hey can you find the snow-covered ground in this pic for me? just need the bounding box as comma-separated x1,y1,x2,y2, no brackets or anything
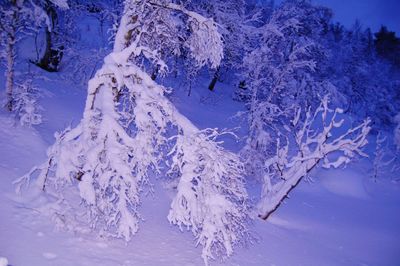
1,68,400,266
1,11,400,265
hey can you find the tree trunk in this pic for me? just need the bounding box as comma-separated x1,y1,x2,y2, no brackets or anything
4,5,17,111
208,67,220,91
259,157,322,220
36,2,63,72
37,28,54,70
151,65,160,80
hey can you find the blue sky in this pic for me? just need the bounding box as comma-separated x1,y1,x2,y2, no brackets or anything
274,0,400,34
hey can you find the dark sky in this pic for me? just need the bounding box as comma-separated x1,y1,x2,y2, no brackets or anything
274,0,400,34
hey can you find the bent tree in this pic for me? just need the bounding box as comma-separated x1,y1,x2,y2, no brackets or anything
258,97,371,219
16,0,249,264
239,1,371,219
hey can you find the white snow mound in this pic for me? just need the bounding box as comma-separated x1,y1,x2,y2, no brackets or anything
0,257,8,266
320,168,369,199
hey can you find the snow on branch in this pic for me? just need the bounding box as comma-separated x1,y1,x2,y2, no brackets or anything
115,0,223,70
258,96,371,220
167,128,248,264
49,0,69,10
16,1,246,264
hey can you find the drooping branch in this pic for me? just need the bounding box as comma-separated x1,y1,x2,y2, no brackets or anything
16,1,247,265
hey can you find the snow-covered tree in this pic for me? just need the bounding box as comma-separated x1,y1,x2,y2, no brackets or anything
0,0,24,111
237,1,371,219
13,78,43,126
323,22,400,128
240,0,334,178
17,1,248,264
258,97,371,219
395,114,400,150
371,131,400,182
57,0,119,85
0,0,68,110
392,114,400,176
185,0,247,91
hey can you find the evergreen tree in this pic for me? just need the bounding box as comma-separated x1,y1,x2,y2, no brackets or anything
374,26,400,66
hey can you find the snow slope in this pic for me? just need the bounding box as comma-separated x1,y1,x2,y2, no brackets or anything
1,13,400,266
1,70,400,266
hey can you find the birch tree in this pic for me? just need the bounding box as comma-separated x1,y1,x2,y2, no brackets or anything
241,0,329,177
17,1,248,264
0,0,23,111
258,97,371,219
239,1,371,218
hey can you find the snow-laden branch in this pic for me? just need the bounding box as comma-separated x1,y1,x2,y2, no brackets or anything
241,1,340,181
258,97,371,220
168,129,248,264
114,0,223,70
16,1,247,264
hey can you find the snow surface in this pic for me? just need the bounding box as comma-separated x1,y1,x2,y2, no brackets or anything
1,12,400,266
1,73,400,265
0,257,8,266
